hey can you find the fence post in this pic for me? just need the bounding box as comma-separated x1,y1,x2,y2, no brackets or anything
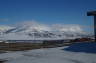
87,11,96,42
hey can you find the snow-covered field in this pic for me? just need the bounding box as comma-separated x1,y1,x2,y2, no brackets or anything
0,46,96,63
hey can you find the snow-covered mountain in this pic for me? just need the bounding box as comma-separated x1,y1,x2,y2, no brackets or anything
0,22,90,40
0,25,14,35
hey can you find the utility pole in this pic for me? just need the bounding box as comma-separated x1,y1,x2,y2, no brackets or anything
87,11,96,42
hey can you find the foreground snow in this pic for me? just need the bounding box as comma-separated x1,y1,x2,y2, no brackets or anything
0,47,96,63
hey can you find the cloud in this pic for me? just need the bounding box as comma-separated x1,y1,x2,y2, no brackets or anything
13,21,84,33
0,18,8,22
16,21,52,31
51,24,84,33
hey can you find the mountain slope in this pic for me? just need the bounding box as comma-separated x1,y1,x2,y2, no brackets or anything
0,22,90,40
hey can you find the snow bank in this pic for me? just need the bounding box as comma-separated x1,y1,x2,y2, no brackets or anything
0,47,96,63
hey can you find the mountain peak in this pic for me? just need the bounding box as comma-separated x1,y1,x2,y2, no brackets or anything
0,21,90,40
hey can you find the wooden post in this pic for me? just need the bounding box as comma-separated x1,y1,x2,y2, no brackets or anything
87,11,96,42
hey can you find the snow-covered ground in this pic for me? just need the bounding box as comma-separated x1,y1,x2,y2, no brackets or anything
0,46,96,63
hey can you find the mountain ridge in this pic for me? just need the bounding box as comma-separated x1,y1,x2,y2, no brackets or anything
0,22,91,40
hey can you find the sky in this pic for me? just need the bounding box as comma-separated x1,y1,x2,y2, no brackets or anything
0,0,96,33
